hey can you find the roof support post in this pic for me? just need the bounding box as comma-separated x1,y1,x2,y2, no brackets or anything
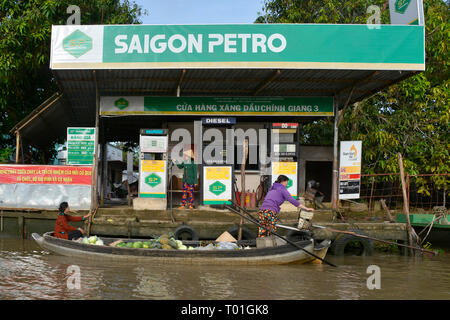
90,70,100,214
331,97,339,212
176,69,186,97
253,70,280,96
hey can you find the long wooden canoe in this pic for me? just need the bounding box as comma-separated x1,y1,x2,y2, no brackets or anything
32,232,331,265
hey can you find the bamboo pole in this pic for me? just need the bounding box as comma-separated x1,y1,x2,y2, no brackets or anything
15,131,20,164
238,139,248,241
398,153,414,256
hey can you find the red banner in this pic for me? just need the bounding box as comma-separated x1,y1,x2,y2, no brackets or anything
0,165,92,185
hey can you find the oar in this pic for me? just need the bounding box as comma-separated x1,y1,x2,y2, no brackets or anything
277,223,437,257
224,204,338,267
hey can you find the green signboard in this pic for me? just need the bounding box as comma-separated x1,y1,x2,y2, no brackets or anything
100,96,334,117
67,128,95,165
50,24,425,71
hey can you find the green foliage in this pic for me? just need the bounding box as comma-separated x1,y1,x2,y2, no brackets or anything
0,0,145,163
258,0,449,191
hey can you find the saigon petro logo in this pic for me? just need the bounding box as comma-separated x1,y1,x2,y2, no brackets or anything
63,30,92,58
395,0,412,14
114,98,129,110
145,173,161,188
209,181,226,196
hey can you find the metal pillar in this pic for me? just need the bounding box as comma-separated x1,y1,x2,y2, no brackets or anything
331,97,339,211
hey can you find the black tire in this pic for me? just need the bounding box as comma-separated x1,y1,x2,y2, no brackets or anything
330,229,374,256
174,225,199,241
286,229,313,242
227,225,256,240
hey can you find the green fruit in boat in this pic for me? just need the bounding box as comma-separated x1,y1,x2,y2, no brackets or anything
126,242,134,248
143,244,149,248
188,246,194,250
155,243,162,249
162,244,172,250
88,236,97,244
176,240,183,248
133,241,143,248
179,245,187,250
169,239,178,249
82,237,89,244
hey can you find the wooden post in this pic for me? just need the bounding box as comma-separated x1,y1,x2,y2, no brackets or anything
88,70,101,236
331,97,339,211
398,153,414,256
368,176,375,216
380,199,395,223
100,142,107,206
15,131,20,164
238,139,248,241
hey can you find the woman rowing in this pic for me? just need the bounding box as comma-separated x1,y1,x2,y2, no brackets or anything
258,175,314,238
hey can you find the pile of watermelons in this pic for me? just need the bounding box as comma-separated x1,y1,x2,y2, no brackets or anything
115,233,192,250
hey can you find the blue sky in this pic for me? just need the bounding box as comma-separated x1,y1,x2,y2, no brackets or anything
133,0,265,24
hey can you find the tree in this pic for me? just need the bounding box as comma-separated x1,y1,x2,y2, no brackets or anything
257,0,449,190
0,0,145,163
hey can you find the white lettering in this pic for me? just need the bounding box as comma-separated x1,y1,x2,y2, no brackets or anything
168,34,186,53
114,35,128,53
150,34,167,53
268,33,286,53
208,34,224,53
224,34,237,53
128,34,142,53
188,34,202,53
238,34,251,53
252,34,267,53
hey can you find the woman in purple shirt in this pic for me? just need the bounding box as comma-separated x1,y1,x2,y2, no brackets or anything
258,175,314,238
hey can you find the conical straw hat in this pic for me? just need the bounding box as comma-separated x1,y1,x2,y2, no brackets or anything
215,231,237,243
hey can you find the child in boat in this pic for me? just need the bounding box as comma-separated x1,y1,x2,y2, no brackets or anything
54,202,91,240
258,175,313,238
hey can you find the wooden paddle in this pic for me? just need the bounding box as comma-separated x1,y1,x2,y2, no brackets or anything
225,204,338,267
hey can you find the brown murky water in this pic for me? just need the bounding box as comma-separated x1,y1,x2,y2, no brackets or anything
0,238,449,300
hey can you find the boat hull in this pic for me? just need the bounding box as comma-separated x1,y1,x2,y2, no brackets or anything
32,232,331,265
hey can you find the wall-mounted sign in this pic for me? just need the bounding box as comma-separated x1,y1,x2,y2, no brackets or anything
271,162,298,198
339,141,362,199
0,165,92,210
67,127,95,165
203,166,232,205
100,96,334,117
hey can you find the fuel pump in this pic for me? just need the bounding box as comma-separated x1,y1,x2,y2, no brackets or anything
270,123,299,198
135,129,168,210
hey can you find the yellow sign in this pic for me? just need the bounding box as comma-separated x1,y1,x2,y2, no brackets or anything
206,167,230,180
272,162,297,175
142,160,165,172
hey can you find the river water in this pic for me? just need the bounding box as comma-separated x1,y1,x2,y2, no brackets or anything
0,238,449,300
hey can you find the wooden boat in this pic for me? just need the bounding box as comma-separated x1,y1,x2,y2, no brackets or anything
32,232,331,265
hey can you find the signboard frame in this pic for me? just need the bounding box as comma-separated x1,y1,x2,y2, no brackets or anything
339,141,362,200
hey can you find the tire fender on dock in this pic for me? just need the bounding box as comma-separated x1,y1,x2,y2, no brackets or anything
330,229,374,256
174,225,199,241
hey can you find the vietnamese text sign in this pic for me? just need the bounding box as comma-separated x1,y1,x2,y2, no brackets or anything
139,160,167,198
51,24,425,71
271,162,298,198
67,127,95,165
0,165,92,210
139,135,168,153
203,166,232,205
339,141,362,199
101,96,334,117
